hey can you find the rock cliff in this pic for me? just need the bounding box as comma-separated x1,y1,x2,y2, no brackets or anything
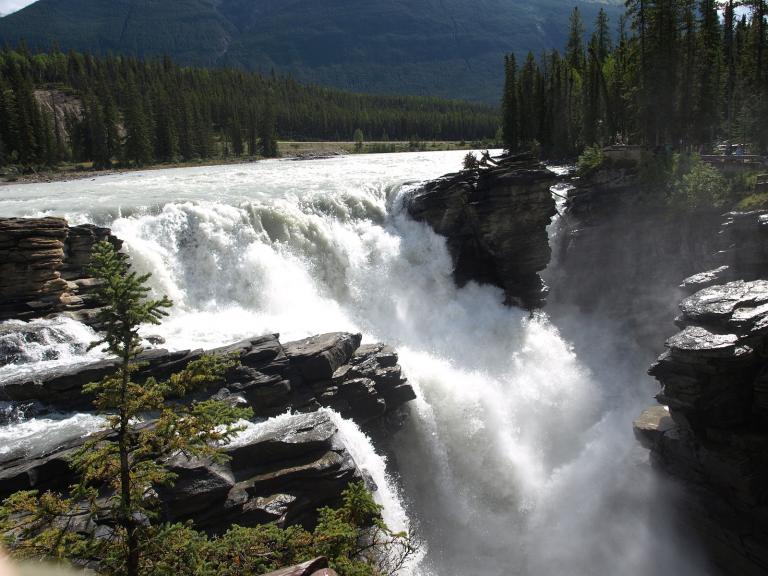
634,210,768,576
0,217,122,323
405,153,557,309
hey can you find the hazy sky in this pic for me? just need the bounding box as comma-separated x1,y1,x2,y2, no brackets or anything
0,0,35,16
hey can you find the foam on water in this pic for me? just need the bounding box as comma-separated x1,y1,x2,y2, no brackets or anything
0,316,105,380
0,412,104,460
0,151,706,575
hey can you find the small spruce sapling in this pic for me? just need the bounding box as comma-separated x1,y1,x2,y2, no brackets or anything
0,242,251,576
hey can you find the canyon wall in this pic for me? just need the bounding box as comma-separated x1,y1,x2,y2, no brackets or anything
634,210,768,576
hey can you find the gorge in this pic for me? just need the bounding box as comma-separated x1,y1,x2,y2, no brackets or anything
1,150,763,575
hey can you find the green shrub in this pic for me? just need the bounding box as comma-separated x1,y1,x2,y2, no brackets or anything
577,145,604,176
462,152,479,171
667,156,730,209
136,482,418,576
736,192,768,210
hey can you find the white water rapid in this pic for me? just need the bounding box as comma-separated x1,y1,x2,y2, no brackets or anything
0,151,710,575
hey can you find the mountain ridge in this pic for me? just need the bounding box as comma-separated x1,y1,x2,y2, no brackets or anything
0,0,624,102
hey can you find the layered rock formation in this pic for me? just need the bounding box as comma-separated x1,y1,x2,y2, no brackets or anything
0,410,366,532
0,217,121,323
634,210,768,576
405,153,557,309
0,332,415,425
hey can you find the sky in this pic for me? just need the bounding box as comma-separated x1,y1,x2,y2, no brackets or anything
0,0,35,16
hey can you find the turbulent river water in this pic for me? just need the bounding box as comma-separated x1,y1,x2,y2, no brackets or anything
0,151,711,575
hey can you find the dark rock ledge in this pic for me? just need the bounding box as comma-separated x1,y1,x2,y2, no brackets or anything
0,332,414,532
634,210,768,576
0,410,365,533
404,153,557,309
1,332,416,426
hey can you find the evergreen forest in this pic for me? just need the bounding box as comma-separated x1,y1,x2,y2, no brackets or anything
501,0,768,157
0,49,500,170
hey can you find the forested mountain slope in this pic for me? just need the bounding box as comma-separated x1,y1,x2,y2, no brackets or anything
0,0,623,102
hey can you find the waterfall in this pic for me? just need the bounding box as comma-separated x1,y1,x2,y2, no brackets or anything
0,151,709,575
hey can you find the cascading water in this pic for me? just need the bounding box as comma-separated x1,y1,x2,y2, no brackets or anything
0,151,710,575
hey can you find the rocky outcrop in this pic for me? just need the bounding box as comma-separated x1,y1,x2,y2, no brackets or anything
0,332,415,426
0,411,367,532
405,153,557,309
0,217,121,323
634,210,768,576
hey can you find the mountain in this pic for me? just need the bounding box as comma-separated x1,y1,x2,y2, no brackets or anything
0,0,624,102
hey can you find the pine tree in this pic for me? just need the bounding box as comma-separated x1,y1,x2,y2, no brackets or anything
695,0,722,149
258,98,279,158
566,7,586,71
0,242,250,576
501,54,519,151
519,52,539,147
123,80,153,166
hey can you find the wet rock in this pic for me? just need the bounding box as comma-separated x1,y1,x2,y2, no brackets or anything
0,319,87,367
719,210,768,280
554,165,724,349
679,280,768,325
0,333,415,426
0,412,365,533
405,153,557,309
680,266,733,293
665,326,749,359
284,332,362,381
0,436,82,497
60,224,122,280
633,405,676,449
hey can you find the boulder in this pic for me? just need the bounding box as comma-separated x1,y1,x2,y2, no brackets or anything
632,405,676,449
284,332,362,381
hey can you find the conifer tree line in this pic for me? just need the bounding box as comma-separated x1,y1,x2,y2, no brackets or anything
502,1,768,157
0,48,499,169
